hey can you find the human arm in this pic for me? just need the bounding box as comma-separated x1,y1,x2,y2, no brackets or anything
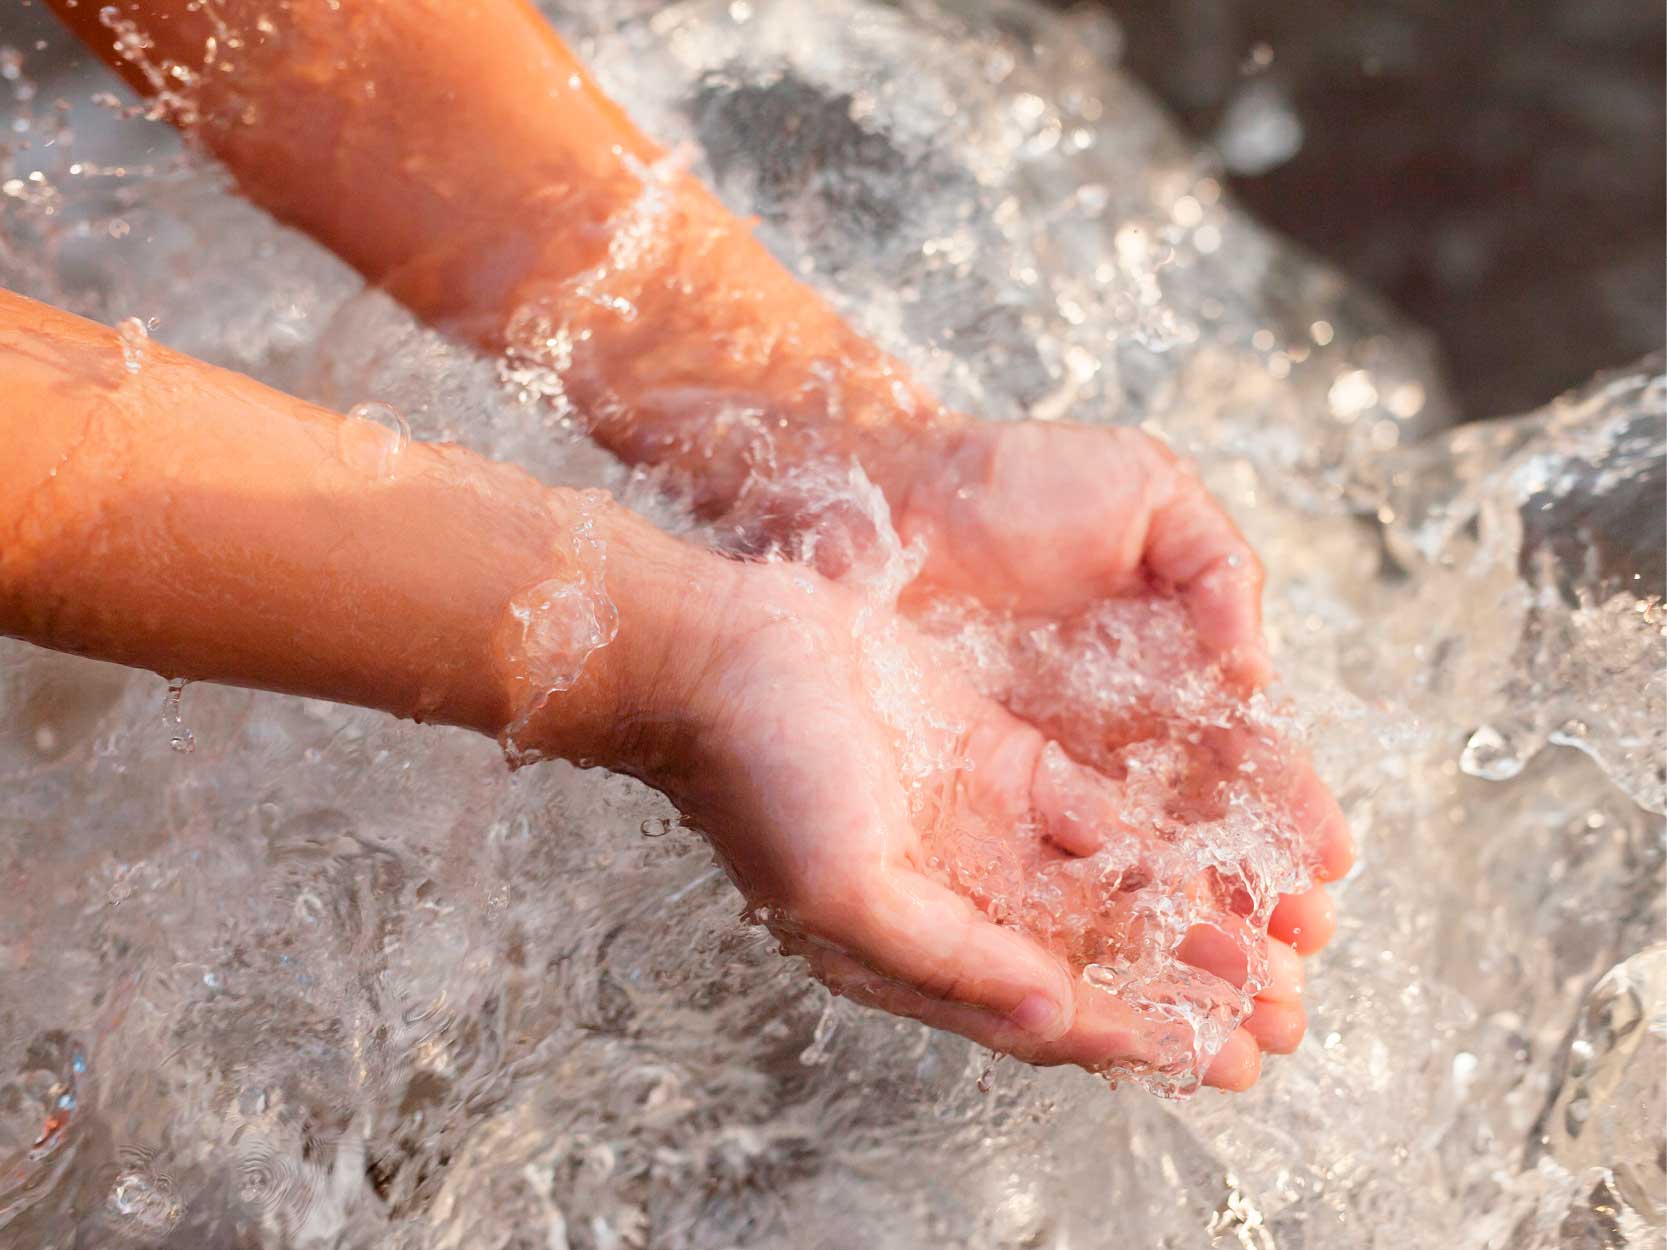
47,0,1274,684
47,0,1349,989
48,0,950,513
4,286,1302,1087
0,284,679,754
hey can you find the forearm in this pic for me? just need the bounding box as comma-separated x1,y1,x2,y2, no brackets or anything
0,288,700,763
53,0,960,513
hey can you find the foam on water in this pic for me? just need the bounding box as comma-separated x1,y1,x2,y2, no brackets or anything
0,0,1662,1246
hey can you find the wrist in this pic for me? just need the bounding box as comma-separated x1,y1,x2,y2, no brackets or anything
501,498,738,779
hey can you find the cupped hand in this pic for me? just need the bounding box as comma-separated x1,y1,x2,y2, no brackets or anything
889,419,1355,949
614,555,1313,1090
897,421,1271,685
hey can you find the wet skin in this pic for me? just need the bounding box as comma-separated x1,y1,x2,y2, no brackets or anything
40,0,1356,1086
4,292,1348,1088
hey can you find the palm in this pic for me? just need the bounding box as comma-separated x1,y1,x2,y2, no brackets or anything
890,420,1353,956
659,560,1301,1089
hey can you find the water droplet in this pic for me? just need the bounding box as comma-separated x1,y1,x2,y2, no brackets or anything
162,678,194,754
347,400,410,449
345,401,411,479
116,316,148,374
1451,1050,1478,1095
1459,724,1524,782
640,817,673,838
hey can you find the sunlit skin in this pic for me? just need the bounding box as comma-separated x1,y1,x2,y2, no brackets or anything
2,292,1295,1088
39,0,1356,1083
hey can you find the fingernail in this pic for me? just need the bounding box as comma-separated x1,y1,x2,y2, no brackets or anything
1008,992,1066,1040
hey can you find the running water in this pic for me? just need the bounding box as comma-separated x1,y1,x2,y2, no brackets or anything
0,1,1661,1246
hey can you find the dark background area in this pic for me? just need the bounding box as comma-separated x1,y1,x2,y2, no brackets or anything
1097,0,1666,418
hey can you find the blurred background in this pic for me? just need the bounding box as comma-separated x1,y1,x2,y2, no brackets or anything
1094,0,1666,418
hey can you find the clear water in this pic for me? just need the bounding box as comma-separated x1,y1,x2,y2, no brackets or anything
1,0,1662,1246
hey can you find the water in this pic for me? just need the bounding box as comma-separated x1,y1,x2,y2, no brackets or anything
161,677,194,755
116,313,149,373
500,490,621,762
0,0,1662,1246
343,401,413,481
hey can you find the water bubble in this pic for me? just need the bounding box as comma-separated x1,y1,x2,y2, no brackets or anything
1214,79,1303,176
1327,368,1380,418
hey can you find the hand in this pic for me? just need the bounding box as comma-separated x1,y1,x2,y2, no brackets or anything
896,421,1269,683
567,552,1314,1090
890,420,1355,951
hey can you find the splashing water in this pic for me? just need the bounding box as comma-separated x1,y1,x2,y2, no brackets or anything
0,1,1661,1248
500,490,622,763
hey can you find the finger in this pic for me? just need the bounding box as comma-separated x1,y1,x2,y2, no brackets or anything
818,948,1266,1092
1176,920,1255,985
1144,471,1270,690
1283,754,1355,882
955,702,1151,864
830,954,1252,1083
1203,1026,1263,1090
1202,724,1354,883
812,870,1077,1041
1028,738,1137,858
1269,886,1337,955
1041,980,1200,1072
1166,913,1280,993
1244,997,1307,1054
1258,937,1306,1002
1176,909,1307,998
1044,969,1258,1087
